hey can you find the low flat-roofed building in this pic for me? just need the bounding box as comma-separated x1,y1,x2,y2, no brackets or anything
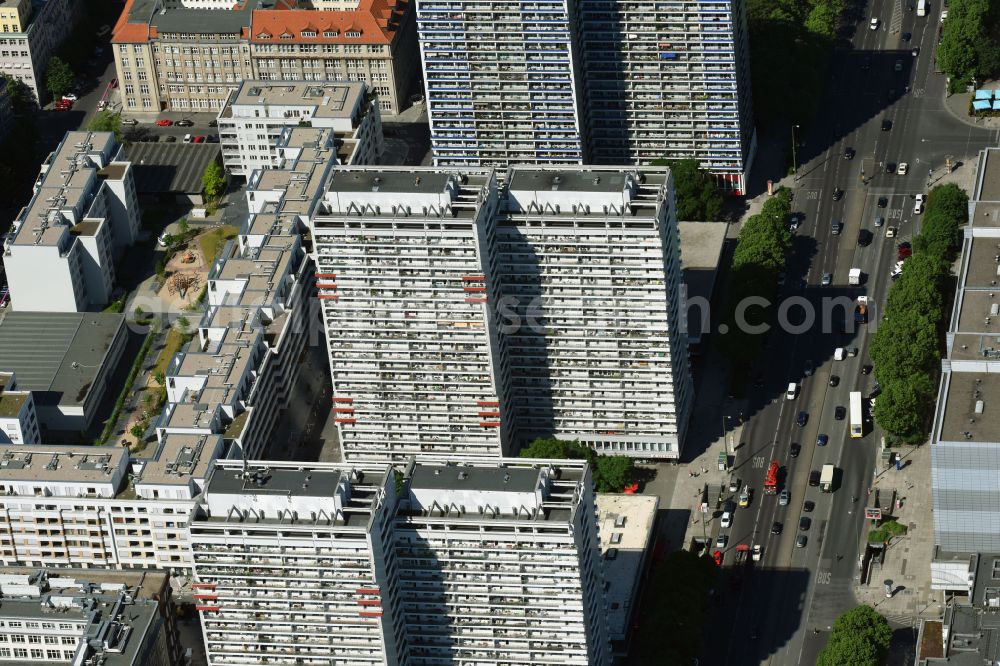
5,131,139,312
933,146,1000,563
120,142,221,205
218,80,384,177
595,493,658,655
0,312,127,433
0,567,182,665
919,552,1000,664
0,372,39,445
678,221,728,351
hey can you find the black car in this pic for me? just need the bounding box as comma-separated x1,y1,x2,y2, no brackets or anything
175,119,194,127
832,187,844,201
835,406,846,420
796,535,808,548
886,162,896,174
877,196,889,208
862,364,873,375
796,411,808,427
829,375,840,387
857,229,871,246
902,31,912,41
809,471,821,487
803,500,815,512
870,383,882,398
844,147,855,160
771,522,783,535
882,119,893,131
790,443,801,458
208,119,218,127
899,241,912,250
816,434,829,447
799,516,811,531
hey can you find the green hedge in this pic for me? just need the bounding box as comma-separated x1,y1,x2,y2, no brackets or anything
96,331,154,446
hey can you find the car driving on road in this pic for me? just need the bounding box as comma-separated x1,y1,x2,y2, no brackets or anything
796,411,808,427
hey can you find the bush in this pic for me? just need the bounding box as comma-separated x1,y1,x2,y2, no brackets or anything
97,332,154,446
519,438,636,493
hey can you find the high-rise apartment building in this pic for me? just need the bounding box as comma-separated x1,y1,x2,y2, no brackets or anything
312,168,508,463
494,166,692,458
5,131,139,312
415,0,756,191
190,458,611,666
580,0,756,192
112,0,418,115
315,165,692,461
415,0,586,166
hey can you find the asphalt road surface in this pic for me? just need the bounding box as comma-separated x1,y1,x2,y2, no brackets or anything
704,4,997,665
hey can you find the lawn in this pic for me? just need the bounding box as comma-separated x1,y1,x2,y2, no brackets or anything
199,224,239,262
153,328,188,378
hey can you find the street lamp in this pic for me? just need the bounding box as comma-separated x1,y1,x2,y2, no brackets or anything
791,125,801,181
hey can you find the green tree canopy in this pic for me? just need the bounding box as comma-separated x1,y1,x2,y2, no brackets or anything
0,75,34,115
87,110,123,143
650,158,725,221
45,56,74,100
202,161,226,201
937,0,1000,91
817,606,891,666
519,438,635,492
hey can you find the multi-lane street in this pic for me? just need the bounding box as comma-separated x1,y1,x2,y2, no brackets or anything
703,3,999,664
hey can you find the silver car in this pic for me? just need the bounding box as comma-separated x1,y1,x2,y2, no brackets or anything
779,490,790,506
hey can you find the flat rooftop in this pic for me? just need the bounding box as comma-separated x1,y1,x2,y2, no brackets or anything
136,433,222,487
957,289,1000,333
0,312,124,408
507,169,633,194
977,148,1000,203
939,372,1000,443
596,493,658,641
961,237,1000,291
0,444,126,484
207,463,349,499
328,168,460,194
231,81,365,120
409,464,540,494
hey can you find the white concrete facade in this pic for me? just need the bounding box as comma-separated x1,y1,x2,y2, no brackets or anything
312,168,508,463
0,373,38,446
217,80,384,177
416,0,586,167
494,167,693,459
4,132,139,313
0,0,77,103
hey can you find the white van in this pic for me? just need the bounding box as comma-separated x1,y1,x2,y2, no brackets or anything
786,382,798,400
834,347,846,361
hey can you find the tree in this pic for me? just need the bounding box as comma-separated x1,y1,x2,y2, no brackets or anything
153,370,166,387
593,456,635,493
0,75,35,115
177,217,189,235
202,161,226,201
129,422,146,440
519,438,634,492
45,56,74,100
176,316,190,335
937,0,1000,92
87,110,123,143
872,373,936,443
817,606,891,666
652,158,725,221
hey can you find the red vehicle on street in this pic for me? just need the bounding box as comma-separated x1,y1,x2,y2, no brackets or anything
155,119,173,126
54,100,73,111
763,460,779,495
193,135,206,143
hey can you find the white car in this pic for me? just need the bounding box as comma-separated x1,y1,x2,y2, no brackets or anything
886,226,897,238
941,10,948,19
897,162,908,175
915,193,925,214
183,134,192,143
715,533,729,549
720,511,732,529
62,93,78,101
869,17,879,30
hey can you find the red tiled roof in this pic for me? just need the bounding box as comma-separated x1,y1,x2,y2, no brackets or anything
250,1,407,46
112,0,151,43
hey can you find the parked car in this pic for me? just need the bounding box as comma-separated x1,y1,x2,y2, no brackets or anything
62,93,78,101
816,434,829,447
898,246,913,261
799,517,811,531
720,511,733,529
716,533,729,549
809,471,821,487
121,118,138,126
914,193,926,214
796,535,808,548
790,443,801,458
193,135,206,143
862,364,873,375
803,500,815,512
156,119,173,126
175,119,194,127
829,375,839,387
869,17,879,29
779,490,790,506
183,134,192,143
729,476,740,492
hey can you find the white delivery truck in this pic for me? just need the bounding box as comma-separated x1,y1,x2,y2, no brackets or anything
820,464,835,492
917,0,927,16
848,268,862,285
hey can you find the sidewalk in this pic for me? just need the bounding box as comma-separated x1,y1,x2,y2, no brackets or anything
943,86,1000,131
853,443,941,626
